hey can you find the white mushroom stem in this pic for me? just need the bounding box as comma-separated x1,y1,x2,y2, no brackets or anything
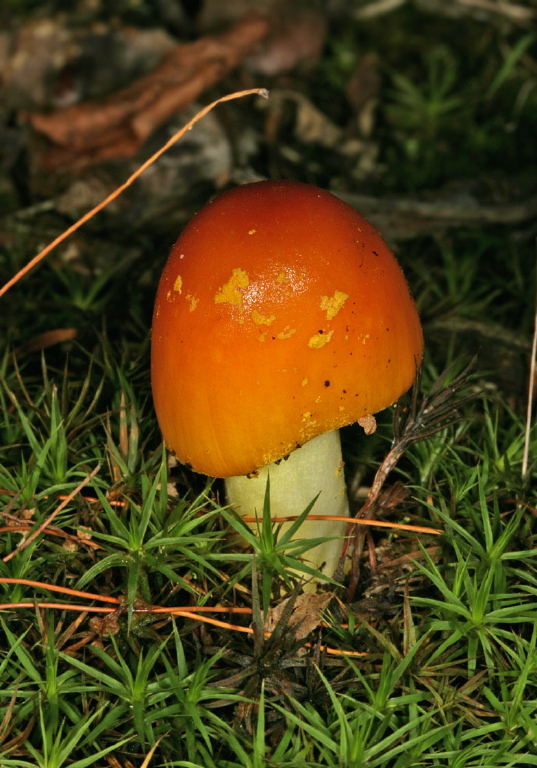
225,430,350,589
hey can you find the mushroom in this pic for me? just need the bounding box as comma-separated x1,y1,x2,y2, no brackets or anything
151,180,423,584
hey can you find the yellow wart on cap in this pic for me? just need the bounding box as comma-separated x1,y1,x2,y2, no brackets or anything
251,310,276,326
186,294,198,312
321,290,348,320
173,275,183,294
308,330,334,349
277,326,296,339
214,268,249,312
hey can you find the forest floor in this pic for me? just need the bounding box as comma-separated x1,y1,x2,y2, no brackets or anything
1,1,537,766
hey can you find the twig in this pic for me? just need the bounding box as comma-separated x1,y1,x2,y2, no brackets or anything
0,596,364,658
355,0,408,18
357,0,535,24
415,0,535,23
2,463,101,562
0,524,103,549
522,248,537,477
343,360,481,600
0,577,119,603
454,0,535,23
337,190,537,226
0,602,112,613
427,317,530,351
0,89,268,299
242,514,441,536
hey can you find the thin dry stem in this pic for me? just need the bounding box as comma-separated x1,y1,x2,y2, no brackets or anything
344,360,480,600
2,463,101,562
355,0,407,18
522,251,537,477
0,577,119,603
454,0,534,23
0,88,268,299
242,514,441,536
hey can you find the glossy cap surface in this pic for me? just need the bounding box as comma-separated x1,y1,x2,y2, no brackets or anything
151,180,423,477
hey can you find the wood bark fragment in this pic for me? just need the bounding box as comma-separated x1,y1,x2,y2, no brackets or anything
336,189,537,243
414,0,535,24
356,0,535,24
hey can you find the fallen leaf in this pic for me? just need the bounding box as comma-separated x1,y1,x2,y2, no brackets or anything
27,13,270,169
246,8,326,75
263,89,365,154
265,591,337,640
345,54,381,112
13,328,77,359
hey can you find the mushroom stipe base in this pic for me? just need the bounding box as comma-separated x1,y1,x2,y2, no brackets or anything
225,429,349,589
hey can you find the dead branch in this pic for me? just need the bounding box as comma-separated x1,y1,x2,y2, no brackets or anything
336,188,537,242
354,0,408,20
414,0,535,24
357,0,536,24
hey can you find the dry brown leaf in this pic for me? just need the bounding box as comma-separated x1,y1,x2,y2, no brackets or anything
13,328,77,359
345,54,381,112
27,13,270,169
263,89,366,155
345,53,381,138
264,592,336,640
105,753,136,768
246,8,326,75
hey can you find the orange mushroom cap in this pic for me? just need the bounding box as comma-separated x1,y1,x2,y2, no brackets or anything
151,180,423,478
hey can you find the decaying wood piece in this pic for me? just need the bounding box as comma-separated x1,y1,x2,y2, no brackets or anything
356,0,535,24
336,189,537,243
338,189,537,225
354,0,407,19
415,0,535,24
27,13,270,169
